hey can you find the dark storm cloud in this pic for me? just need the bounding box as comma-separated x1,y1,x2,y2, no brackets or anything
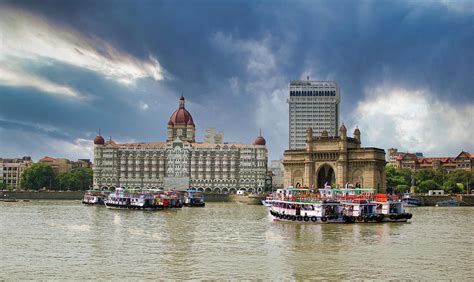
1,0,473,160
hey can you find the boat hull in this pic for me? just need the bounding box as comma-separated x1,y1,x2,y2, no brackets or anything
105,203,163,210
184,203,205,207
269,210,411,224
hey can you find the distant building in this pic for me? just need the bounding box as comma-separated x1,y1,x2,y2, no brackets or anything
288,78,340,149
72,159,92,170
387,148,423,166
93,96,268,193
269,158,284,189
204,128,224,144
0,156,33,190
39,156,72,174
391,150,472,171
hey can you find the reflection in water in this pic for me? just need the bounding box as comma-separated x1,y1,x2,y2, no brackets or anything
0,202,472,280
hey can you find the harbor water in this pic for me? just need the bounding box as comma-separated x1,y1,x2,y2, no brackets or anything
1,201,473,280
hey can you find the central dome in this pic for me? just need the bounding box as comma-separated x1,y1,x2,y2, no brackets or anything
168,95,195,126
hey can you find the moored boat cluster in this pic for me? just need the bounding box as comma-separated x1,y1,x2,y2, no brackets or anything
82,188,205,210
265,186,413,224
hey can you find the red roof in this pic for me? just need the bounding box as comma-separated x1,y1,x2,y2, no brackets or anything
40,156,56,162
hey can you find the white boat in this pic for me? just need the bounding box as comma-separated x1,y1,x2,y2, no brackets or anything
82,190,106,205
402,193,421,207
183,188,205,207
104,188,131,209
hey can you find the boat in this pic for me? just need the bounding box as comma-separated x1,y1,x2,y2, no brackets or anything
267,186,412,224
104,188,131,209
82,190,106,205
183,188,205,207
0,198,19,202
129,191,163,210
435,199,459,207
402,193,421,207
261,195,273,207
156,191,183,208
269,188,345,223
104,188,183,210
373,194,412,222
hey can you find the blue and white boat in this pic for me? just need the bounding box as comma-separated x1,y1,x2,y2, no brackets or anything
183,188,205,207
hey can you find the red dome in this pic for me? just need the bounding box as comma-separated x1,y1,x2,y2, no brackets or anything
94,135,105,145
168,96,195,126
254,136,266,146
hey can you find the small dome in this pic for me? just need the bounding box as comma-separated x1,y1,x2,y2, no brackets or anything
354,127,361,135
254,136,266,146
94,135,105,145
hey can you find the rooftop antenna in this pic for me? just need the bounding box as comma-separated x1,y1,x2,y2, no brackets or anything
259,128,262,136
109,136,112,141
98,128,101,135
307,75,309,81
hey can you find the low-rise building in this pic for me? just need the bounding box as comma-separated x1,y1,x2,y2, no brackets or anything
72,159,92,169
39,156,72,174
392,151,472,171
0,156,33,190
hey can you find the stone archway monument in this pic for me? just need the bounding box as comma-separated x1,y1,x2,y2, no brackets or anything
283,126,387,192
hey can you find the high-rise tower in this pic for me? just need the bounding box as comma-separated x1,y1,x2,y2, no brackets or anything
288,79,340,149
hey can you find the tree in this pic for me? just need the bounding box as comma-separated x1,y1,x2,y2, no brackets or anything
417,179,439,193
55,167,93,191
415,169,435,184
0,182,6,190
395,184,410,194
21,163,56,190
386,166,410,192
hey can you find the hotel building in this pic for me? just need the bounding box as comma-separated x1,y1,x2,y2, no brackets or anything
93,96,268,193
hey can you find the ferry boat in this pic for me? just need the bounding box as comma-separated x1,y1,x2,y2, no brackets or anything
104,188,182,210
129,191,163,210
268,186,412,224
269,188,345,223
261,195,273,207
374,193,412,222
156,191,183,208
183,188,205,207
82,190,106,205
104,188,131,209
402,193,421,207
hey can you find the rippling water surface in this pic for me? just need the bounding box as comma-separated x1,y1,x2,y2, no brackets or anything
1,201,473,280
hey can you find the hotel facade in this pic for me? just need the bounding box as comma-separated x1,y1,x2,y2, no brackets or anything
93,96,268,193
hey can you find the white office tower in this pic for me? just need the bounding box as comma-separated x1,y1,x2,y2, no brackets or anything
204,128,224,144
288,79,340,149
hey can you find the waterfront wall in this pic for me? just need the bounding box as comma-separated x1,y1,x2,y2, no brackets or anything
413,195,474,206
0,191,234,202
1,191,84,200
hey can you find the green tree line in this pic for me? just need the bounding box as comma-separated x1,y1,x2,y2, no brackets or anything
20,163,93,191
386,166,473,194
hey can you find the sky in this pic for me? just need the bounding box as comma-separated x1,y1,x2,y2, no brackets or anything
0,0,473,162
